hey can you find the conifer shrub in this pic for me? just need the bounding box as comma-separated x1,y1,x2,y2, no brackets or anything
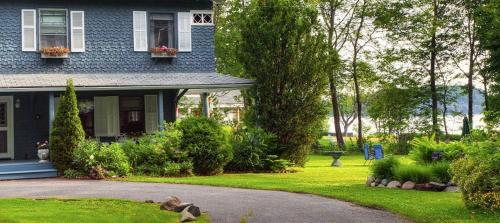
50,79,85,173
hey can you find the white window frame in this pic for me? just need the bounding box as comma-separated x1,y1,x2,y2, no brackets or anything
191,10,214,26
70,11,85,52
133,11,148,52
21,9,37,52
38,8,69,51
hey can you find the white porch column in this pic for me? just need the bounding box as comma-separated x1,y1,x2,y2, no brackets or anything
48,92,55,134
201,92,210,118
158,91,164,130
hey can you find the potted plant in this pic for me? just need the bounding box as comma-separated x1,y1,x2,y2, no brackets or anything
150,45,177,58
37,140,49,163
41,46,70,58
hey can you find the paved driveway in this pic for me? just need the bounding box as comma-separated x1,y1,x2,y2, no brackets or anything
0,179,410,223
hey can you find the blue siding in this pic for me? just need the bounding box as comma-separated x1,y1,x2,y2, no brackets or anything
0,0,215,73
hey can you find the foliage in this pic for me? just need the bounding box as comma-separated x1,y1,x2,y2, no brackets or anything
370,156,399,180
62,168,85,179
238,0,330,166
178,117,232,175
96,143,130,177
429,161,452,184
72,140,129,177
226,127,277,172
409,136,467,164
50,79,85,173
393,164,433,184
262,155,293,173
450,141,500,211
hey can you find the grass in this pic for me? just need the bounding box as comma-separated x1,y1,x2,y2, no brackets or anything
0,198,208,223
118,155,499,223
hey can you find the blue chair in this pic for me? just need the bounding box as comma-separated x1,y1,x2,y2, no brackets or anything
363,144,374,165
374,144,384,160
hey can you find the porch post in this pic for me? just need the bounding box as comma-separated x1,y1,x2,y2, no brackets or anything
158,91,164,130
48,92,55,134
201,92,210,118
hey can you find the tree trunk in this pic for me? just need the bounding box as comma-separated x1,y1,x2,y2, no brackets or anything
326,2,345,149
329,76,345,148
430,0,440,141
352,56,363,150
467,11,475,129
483,80,489,111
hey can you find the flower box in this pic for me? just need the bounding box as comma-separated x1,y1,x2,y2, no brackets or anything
41,46,70,59
150,46,177,58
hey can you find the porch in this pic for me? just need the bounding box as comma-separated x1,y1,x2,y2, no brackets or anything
0,160,57,180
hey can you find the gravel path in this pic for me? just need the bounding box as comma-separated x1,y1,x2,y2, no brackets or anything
0,179,410,223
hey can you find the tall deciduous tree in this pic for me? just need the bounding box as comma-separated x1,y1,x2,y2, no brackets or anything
238,0,331,165
50,80,85,173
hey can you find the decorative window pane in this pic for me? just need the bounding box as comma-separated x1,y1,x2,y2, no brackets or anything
40,9,67,48
150,13,175,48
192,12,213,25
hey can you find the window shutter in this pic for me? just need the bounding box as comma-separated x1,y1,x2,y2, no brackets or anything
133,11,148,51
94,96,120,137
21,9,37,51
70,11,85,52
144,95,158,133
177,12,192,52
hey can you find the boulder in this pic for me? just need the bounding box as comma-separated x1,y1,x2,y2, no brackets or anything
375,178,382,184
160,196,181,211
180,209,196,222
186,205,201,217
415,183,435,191
174,203,194,212
377,184,385,188
444,186,460,193
386,181,401,188
381,179,389,186
366,176,375,187
144,200,154,204
401,181,416,190
429,182,447,192
370,182,377,187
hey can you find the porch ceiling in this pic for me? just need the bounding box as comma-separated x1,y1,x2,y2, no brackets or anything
0,73,253,92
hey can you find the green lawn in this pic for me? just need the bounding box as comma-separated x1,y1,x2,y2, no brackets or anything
118,155,499,223
0,198,208,223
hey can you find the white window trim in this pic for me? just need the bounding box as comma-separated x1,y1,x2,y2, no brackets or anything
191,10,214,26
38,8,69,51
133,11,148,52
70,11,85,52
21,9,37,52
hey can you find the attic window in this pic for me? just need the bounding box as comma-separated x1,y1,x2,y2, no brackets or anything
192,11,213,25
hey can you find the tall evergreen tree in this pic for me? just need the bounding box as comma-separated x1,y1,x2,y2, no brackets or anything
50,79,85,173
238,0,331,165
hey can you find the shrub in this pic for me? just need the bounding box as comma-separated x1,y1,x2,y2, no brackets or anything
72,139,99,173
179,117,232,175
226,127,277,172
429,161,451,183
450,141,500,211
393,165,433,183
50,80,85,173
72,139,129,177
262,155,292,173
63,168,85,179
370,156,400,180
96,143,130,177
409,136,440,164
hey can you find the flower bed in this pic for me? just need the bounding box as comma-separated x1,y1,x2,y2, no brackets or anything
150,46,177,58
41,46,70,58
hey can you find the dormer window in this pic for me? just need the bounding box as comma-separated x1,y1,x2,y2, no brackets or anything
150,13,175,48
39,9,68,49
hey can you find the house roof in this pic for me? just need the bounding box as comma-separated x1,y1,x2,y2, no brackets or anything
0,73,253,92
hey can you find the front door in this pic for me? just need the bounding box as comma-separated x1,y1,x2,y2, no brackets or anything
0,97,13,159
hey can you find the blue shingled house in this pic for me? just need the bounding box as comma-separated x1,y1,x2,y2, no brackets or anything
0,0,252,179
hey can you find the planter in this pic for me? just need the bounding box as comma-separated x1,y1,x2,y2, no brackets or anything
323,150,344,167
37,149,49,163
41,53,69,59
150,52,176,58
